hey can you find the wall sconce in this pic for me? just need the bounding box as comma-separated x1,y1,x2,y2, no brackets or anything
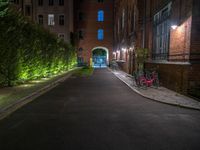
122,48,127,52
171,25,178,30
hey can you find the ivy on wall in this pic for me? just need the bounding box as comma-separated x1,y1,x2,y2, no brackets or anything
0,2,77,86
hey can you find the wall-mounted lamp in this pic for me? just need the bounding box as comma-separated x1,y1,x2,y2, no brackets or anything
171,25,178,30
122,48,127,52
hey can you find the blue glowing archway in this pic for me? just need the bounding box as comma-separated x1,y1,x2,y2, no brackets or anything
92,47,109,68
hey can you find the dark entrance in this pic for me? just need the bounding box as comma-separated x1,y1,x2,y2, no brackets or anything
92,49,107,68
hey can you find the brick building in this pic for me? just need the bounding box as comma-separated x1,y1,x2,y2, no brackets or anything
9,0,74,43
113,0,138,74
114,0,200,98
74,0,113,67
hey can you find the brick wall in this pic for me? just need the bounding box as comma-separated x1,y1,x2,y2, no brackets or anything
190,0,200,61
145,62,190,94
75,0,113,65
114,0,138,74
10,0,74,43
169,16,192,61
188,64,200,98
33,0,73,42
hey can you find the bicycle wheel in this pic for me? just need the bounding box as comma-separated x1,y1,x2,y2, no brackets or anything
139,79,147,89
153,78,159,88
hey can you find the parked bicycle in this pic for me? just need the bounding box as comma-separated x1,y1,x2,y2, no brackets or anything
133,70,159,89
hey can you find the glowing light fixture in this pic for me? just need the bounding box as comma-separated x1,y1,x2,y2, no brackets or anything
122,48,127,52
171,25,178,30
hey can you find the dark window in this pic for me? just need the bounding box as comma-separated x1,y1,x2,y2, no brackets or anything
78,47,83,51
58,34,65,39
38,15,43,24
10,0,19,4
59,15,64,25
79,30,84,39
77,57,84,65
97,0,104,2
49,0,54,6
153,3,171,60
78,12,84,21
38,0,43,6
131,8,136,33
25,5,31,16
59,0,64,5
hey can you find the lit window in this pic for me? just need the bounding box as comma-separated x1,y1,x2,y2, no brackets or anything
98,29,104,40
48,14,55,26
98,10,104,22
38,15,43,24
59,15,64,25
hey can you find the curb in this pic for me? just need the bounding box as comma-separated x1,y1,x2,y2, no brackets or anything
0,68,80,120
108,68,200,111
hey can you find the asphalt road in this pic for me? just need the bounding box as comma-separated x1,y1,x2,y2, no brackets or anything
0,69,200,150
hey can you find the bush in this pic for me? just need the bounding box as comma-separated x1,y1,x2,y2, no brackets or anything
0,2,77,86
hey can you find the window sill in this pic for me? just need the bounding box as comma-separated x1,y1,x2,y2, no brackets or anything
116,60,126,63
146,60,191,65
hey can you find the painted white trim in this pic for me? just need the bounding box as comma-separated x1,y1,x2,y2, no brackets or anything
146,60,191,65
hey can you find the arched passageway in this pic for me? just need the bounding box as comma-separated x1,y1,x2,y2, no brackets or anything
92,47,109,68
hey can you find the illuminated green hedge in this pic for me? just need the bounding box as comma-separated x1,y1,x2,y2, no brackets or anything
0,2,77,86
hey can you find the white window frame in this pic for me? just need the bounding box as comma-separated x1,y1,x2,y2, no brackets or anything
48,14,55,26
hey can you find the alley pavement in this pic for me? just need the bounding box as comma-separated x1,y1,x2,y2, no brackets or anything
0,69,200,150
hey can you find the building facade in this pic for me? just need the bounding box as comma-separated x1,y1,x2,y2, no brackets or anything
114,0,200,98
74,0,113,67
113,0,139,74
9,0,74,43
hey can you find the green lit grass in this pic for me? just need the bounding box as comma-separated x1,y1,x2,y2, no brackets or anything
0,68,79,110
73,67,94,77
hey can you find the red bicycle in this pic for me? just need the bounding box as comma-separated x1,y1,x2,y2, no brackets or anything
134,70,159,89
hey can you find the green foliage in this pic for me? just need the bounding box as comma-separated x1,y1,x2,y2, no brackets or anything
0,4,77,86
135,48,148,71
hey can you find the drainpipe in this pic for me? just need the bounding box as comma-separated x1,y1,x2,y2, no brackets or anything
142,0,146,48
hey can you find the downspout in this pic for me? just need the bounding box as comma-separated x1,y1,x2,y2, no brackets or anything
142,0,146,48
21,0,23,13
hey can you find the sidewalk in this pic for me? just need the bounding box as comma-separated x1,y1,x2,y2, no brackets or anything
109,68,200,110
